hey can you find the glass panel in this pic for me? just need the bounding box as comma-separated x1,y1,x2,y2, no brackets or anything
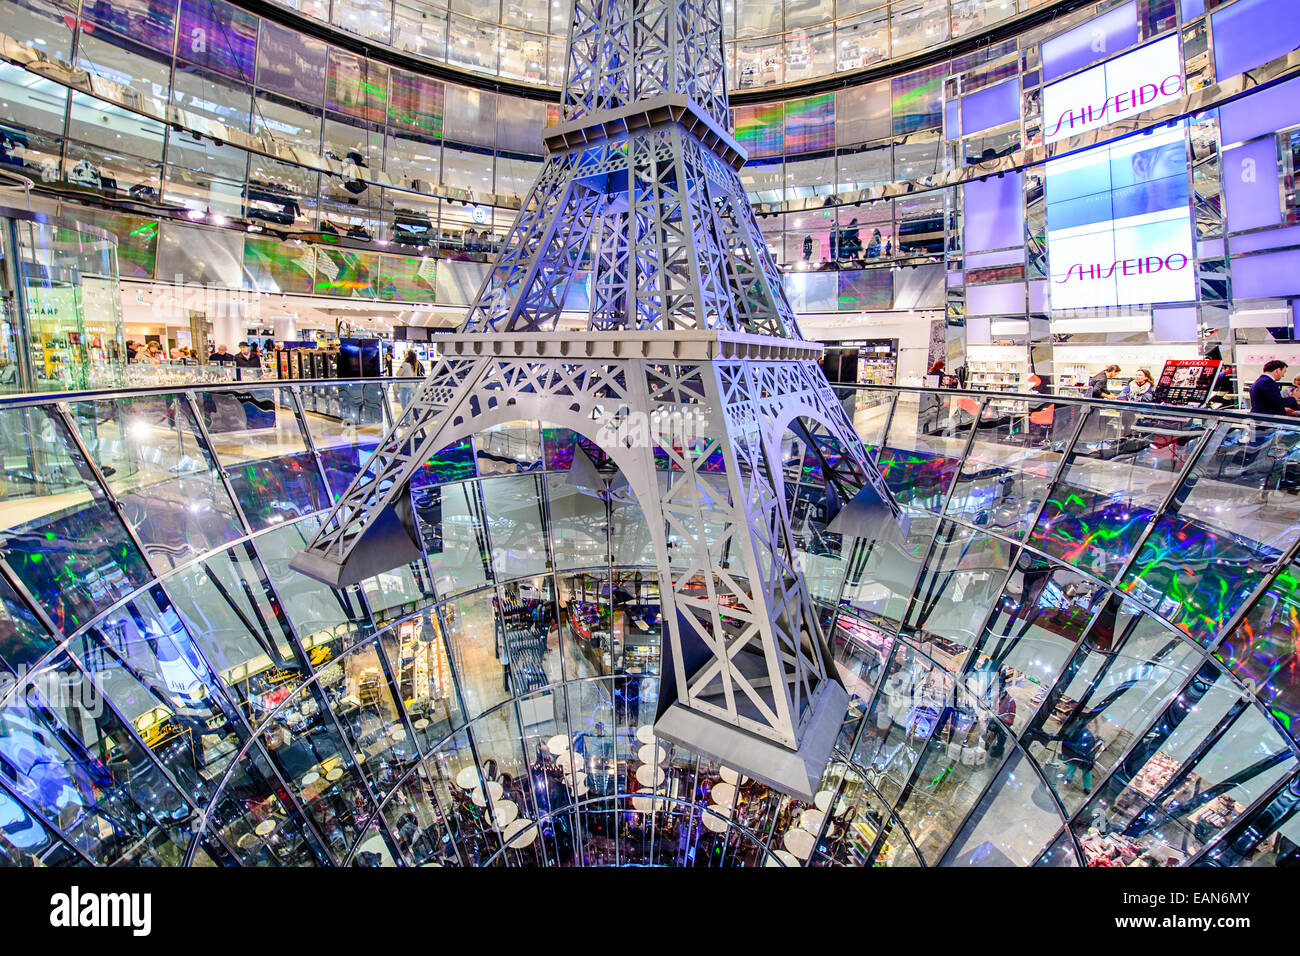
1217,559,1300,741
1072,662,1294,867
68,393,244,570
475,420,542,474
71,586,249,808
943,750,1063,866
0,404,150,635
296,381,388,497
877,392,968,509
896,709,1009,864
0,572,56,670
481,474,549,579
547,473,606,571
944,397,1070,539
1,661,198,865
1119,418,1298,644
1198,774,1300,867
1033,407,1208,584
1035,830,1082,866
1025,608,1202,817
441,590,504,719
0,783,82,866
195,387,328,530
378,614,463,750
414,479,491,597
907,521,1015,659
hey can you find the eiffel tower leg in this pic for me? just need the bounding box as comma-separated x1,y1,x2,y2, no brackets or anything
645,359,848,800
290,355,487,587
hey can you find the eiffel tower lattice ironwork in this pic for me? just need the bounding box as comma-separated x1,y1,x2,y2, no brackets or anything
291,0,904,798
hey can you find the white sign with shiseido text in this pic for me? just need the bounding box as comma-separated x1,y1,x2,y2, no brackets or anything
1042,34,1184,144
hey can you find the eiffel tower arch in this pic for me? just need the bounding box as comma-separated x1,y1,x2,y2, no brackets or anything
291,0,904,799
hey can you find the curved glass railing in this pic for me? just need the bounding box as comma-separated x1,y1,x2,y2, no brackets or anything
0,379,1296,866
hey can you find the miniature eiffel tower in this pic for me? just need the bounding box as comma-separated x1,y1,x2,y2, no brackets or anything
292,0,903,798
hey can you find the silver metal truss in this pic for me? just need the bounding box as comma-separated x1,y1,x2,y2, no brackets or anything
293,0,903,799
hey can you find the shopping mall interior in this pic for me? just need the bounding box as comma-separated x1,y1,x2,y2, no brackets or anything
0,0,1296,872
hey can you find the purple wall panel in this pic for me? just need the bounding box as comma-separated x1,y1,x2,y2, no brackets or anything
1042,1,1138,82
1219,77,1300,145
1223,138,1283,233
963,172,1023,253
1212,0,1297,79
962,79,1020,136
1232,249,1300,297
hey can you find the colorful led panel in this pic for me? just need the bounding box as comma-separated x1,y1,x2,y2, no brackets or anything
314,248,377,298
388,70,444,137
784,94,834,155
838,268,892,310
377,254,436,302
733,102,784,159
243,235,315,294
325,49,389,124
892,63,946,136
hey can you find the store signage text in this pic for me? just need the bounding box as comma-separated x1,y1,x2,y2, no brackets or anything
1046,73,1184,139
1055,252,1190,284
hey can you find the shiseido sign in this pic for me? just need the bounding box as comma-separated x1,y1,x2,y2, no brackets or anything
1042,34,1184,144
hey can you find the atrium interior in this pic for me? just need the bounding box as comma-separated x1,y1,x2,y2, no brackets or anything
0,0,1297,870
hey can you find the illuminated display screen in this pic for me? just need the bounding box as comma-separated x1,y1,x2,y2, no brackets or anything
314,248,377,297
1042,34,1182,144
326,49,389,124
377,254,437,302
243,235,315,294
784,94,834,154
733,102,783,158
838,268,892,310
389,70,444,137
891,63,945,136
176,0,257,82
1045,123,1194,309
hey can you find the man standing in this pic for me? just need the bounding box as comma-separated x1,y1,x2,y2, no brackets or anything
210,344,235,365
234,341,262,379
1249,360,1300,417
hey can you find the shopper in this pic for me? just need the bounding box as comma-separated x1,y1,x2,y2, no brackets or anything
396,349,424,377
234,341,261,371
135,342,162,365
1087,364,1120,398
211,345,236,365
1060,719,1100,793
1249,360,1300,417
125,340,138,362
1117,368,1155,402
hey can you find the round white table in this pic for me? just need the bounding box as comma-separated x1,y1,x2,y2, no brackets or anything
637,743,667,766
709,782,737,807
325,767,344,782
783,827,816,860
799,808,827,833
546,733,570,755
254,819,277,837
503,818,537,849
719,766,743,785
455,766,481,790
634,764,664,788
813,789,835,813
631,790,663,813
556,751,585,774
471,780,504,807
764,849,801,868
487,798,519,830
635,725,656,745
701,805,731,832
414,718,430,731
301,771,320,787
